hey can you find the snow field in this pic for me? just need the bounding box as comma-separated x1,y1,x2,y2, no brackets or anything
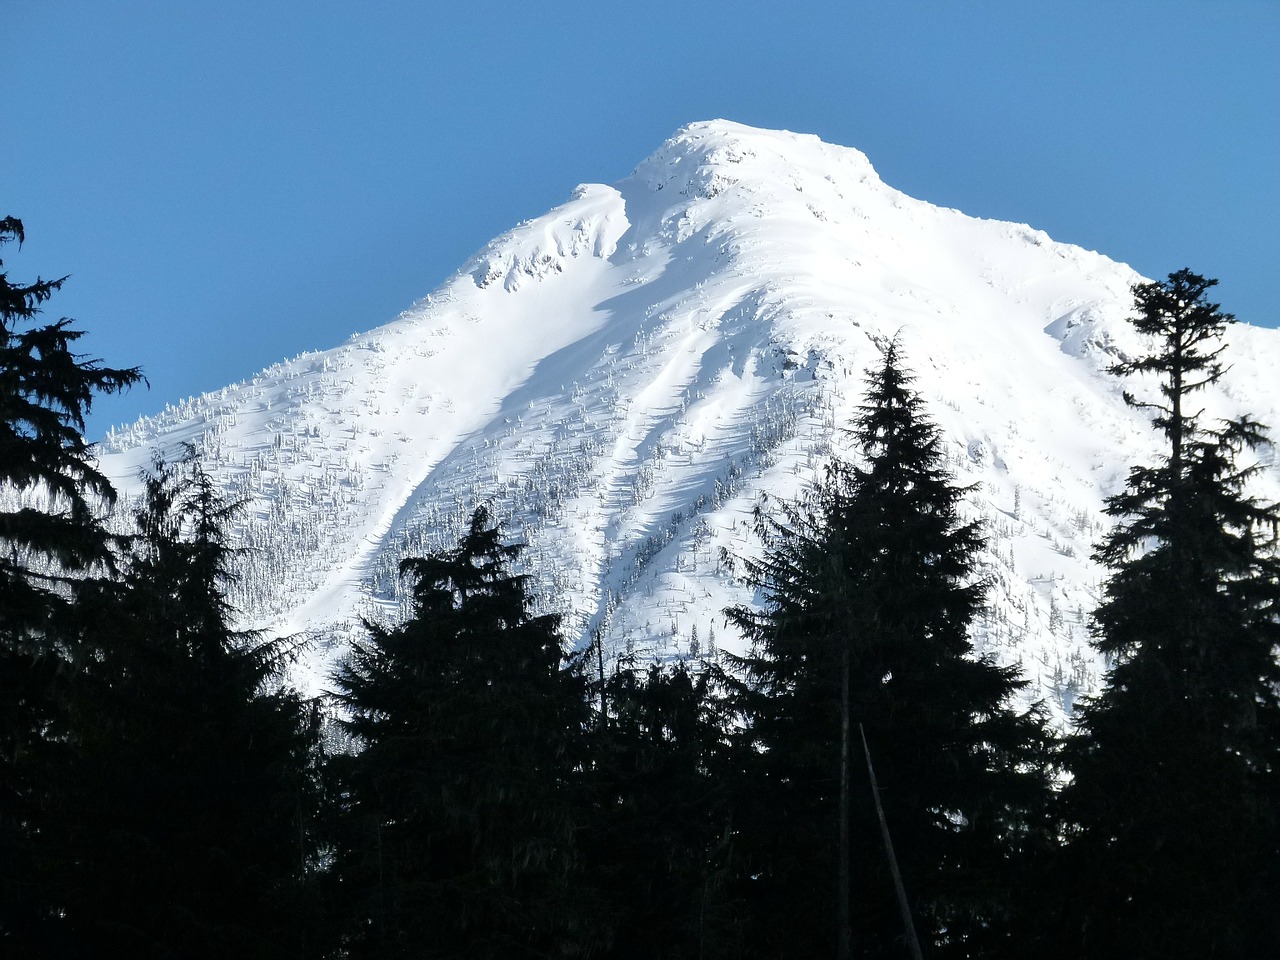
94,121,1280,720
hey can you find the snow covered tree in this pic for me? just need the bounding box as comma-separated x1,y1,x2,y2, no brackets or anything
0,217,142,950
1059,271,1280,957
42,452,324,959
726,342,1054,959
329,506,591,959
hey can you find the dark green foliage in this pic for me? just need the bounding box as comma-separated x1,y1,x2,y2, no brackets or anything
12,211,1275,960
1060,271,1280,957
726,342,1055,959
329,506,590,959
38,452,325,958
0,217,142,950
580,658,737,959
0,217,142,634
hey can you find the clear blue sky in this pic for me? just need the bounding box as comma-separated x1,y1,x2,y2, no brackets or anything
6,1,1277,438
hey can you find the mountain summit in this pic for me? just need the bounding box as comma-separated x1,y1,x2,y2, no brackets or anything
97,121,1280,715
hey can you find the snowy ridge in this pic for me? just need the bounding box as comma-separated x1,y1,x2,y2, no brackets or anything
96,121,1280,722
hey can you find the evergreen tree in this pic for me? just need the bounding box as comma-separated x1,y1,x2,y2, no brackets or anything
329,506,591,959
44,452,324,958
1059,271,1280,957
580,658,737,959
726,342,1054,959
0,217,142,949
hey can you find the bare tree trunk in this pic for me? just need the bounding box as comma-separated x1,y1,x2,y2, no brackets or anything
860,724,923,960
838,636,851,960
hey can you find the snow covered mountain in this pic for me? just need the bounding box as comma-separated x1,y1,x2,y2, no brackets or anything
95,120,1280,721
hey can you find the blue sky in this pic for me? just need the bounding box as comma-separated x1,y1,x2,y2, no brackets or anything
6,1,1277,437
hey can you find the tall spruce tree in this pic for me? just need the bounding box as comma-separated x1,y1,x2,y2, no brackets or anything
727,342,1054,959
1059,270,1280,957
44,452,324,958
329,506,591,959
0,217,142,950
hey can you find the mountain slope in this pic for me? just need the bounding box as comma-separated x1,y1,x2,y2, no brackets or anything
96,121,1280,720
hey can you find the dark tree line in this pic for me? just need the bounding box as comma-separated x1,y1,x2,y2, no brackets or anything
1053,271,1280,958
2,218,322,958
3,217,1278,958
2,216,143,949
722,340,1057,959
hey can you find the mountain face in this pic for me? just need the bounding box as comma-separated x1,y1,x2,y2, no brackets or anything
96,120,1280,719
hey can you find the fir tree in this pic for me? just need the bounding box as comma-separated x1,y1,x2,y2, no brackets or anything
1059,271,1280,957
0,217,142,949
580,659,736,959
45,452,324,958
726,342,1054,959
329,506,591,959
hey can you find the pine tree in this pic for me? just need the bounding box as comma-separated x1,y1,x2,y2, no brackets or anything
44,452,324,958
726,342,1054,959
580,659,736,959
0,217,142,949
329,506,591,959
1059,271,1280,957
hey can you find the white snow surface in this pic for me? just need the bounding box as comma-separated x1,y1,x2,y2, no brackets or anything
95,120,1280,724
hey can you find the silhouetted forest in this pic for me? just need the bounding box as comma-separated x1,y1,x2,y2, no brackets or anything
4,218,1278,958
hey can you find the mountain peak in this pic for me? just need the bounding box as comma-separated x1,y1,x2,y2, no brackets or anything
631,119,881,194
620,121,890,250
96,123,1280,719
